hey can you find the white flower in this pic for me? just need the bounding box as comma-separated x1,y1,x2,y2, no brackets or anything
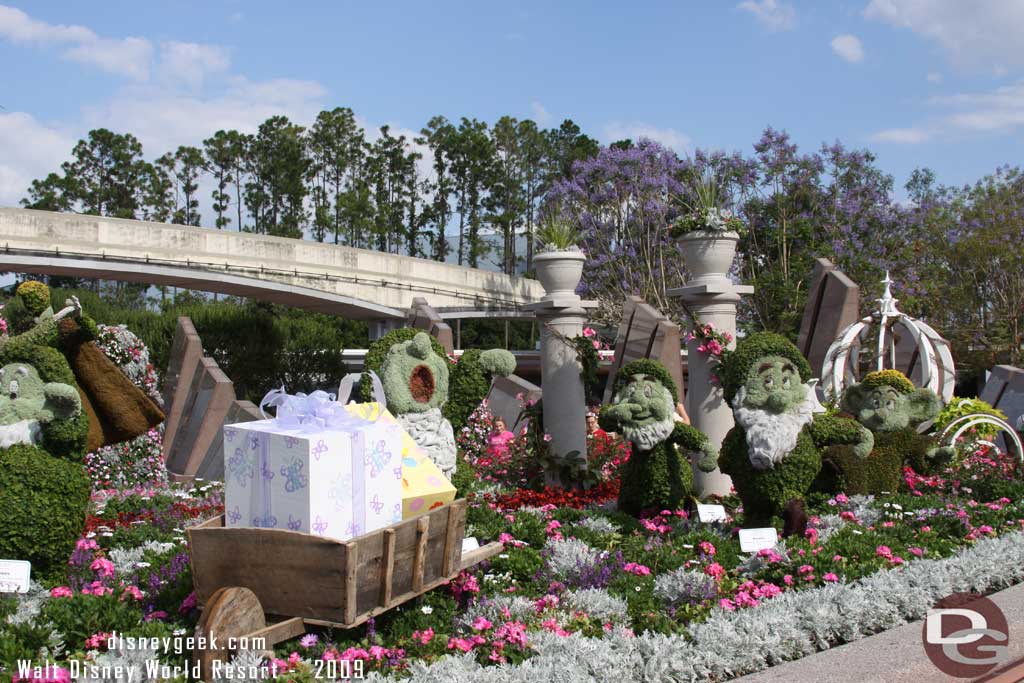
173,629,186,636
421,606,433,615
135,562,151,569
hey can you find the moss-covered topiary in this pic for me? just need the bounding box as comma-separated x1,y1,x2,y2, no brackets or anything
0,444,91,580
823,429,926,495
720,425,822,525
444,348,489,432
16,281,52,317
720,332,812,407
616,425,697,515
361,328,450,402
0,337,89,461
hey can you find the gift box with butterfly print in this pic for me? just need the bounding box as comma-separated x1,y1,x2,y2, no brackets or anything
222,414,404,542
343,402,457,520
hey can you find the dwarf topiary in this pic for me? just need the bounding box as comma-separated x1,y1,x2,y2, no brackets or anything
600,359,716,516
0,338,91,579
703,332,873,527
379,332,458,476
824,370,953,494
366,329,516,477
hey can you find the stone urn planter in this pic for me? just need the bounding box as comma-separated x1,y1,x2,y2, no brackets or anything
676,230,740,287
534,249,586,300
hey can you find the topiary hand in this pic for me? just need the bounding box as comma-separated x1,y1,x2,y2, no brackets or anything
696,445,719,473
928,444,956,464
853,424,874,459
479,349,516,378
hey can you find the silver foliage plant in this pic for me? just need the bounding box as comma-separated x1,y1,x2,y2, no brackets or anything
574,516,620,535
378,529,1024,682
563,588,629,622
654,568,719,608
543,537,608,584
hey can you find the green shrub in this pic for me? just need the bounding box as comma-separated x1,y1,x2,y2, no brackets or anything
38,592,143,651
0,445,91,580
935,397,1008,441
444,348,490,431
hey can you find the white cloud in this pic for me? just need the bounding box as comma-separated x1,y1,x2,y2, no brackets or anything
831,34,864,63
0,112,75,205
158,41,231,90
926,71,943,83
530,100,552,126
0,4,152,79
865,0,1024,73
602,122,691,153
868,126,932,144
736,0,797,31
869,80,1024,143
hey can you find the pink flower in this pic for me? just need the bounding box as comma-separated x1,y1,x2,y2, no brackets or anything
734,591,759,608
75,538,99,551
704,562,725,579
447,637,476,653
832,554,844,562
804,528,819,545
823,573,839,583
755,583,782,599
797,564,815,575
144,610,168,621
718,598,736,611
412,627,434,645
121,585,144,601
90,557,115,578
698,541,716,556
624,562,651,576
14,665,71,682
876,545,893,560
834,493,849,504
908,547,924,557
920,525,931,532
299,634,319,649
583,327,596,338
473,616,494,631
543,433,553,443
49,586,73,598
783,574,794,586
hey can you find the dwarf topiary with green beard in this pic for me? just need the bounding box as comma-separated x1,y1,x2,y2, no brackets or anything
599,359,716,516
702,333,873,527
822,370,953,494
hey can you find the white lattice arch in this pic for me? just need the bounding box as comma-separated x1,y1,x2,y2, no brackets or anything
821,274,955,404
939,413,1024,462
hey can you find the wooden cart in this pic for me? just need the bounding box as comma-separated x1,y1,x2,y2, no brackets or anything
187,499,500,679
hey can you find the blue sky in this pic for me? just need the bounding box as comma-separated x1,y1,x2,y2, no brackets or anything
2,0,1023,210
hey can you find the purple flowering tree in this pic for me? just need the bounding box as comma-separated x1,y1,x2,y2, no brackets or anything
544,140,686,324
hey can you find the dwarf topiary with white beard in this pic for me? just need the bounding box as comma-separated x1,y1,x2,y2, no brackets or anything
600,359,716,516
700,333,873,526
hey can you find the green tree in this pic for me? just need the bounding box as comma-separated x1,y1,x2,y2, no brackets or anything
308,107,366,244
171,145,204,226
544,119,599,181
451,118,494,267
419,116,457,261
246,116,309,238
203,131,241,229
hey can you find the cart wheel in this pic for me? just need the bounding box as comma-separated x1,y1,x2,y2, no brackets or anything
194,587,267,682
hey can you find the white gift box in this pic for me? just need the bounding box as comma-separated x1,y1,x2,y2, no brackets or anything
223,415,404,541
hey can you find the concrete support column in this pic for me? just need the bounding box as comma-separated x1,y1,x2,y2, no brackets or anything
670,280,753,498
525,286,596,487
368,318,402,342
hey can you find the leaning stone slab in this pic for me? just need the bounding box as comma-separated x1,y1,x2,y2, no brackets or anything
193,400,263,482
981,365,1024,448
161,317,203,461
166,358,235,478
487,374,542,434
797,258,860,379
603,296,684,404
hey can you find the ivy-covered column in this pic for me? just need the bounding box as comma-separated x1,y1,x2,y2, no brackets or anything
526,250,597,486
669,235,753,497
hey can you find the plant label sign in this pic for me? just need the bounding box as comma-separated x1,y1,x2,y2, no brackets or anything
697,504,728,523
739,528,779,553
0,560,30,593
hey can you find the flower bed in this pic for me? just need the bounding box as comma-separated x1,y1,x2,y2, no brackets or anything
4,423,1024,683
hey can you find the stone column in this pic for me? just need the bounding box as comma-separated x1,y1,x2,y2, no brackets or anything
525,265,596,486
669,275,752,498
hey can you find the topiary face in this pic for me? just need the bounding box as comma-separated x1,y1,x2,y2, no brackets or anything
613,374,674,429
380,332,450,414
738,355,808,414
0,362,81,427
841,382,940,432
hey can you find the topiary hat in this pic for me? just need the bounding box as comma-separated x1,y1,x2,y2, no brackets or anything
860,369,915,394
614,358,678,401
721,332,812,407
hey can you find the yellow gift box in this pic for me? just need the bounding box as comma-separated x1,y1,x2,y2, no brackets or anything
344,402,457,519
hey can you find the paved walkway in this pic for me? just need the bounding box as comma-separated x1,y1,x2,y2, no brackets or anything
736,582,1024,683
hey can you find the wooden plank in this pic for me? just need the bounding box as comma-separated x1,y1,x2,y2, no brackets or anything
442,499,465,576
241,617,305,648
187,524,348,620
459,541,505,571
380,529,395,607
412,516,429,593
344,542,358,624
